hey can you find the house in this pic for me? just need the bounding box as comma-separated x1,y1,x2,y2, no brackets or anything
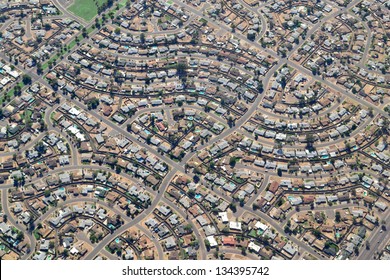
206,236,218,248
229,221,242,231
165,236,176,250
254,221,268,232
218,212,228,223
59,173,71,184
283,243,297,256
222,236,236,246
289,196,303,205
248,241,261,253
158,206,171,216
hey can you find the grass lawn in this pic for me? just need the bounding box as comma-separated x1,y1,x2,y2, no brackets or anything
33,230,41,240
24,109,33,122
68,0,106,21
68,38,78,50
2,81,24,102
43,27,94,70
118,0,127,8
248,229,257,238
42,53,61,70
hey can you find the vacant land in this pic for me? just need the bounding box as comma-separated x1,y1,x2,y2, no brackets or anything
68,0,106,21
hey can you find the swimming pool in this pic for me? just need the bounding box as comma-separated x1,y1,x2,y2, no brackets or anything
363,183,370,188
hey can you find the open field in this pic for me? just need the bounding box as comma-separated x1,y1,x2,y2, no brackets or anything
68,0,106,21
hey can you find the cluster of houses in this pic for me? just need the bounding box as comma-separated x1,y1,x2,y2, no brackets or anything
298,2,389,90
115,0,190,33
0,5,82,71
0,62,20,92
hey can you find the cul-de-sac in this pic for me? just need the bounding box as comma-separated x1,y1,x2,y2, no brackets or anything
0,0,389,261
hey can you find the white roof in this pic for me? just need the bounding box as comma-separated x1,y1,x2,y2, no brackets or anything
218,212,228,223
70,247,79,255
254,221,268,231
229,221,242,231
248,241,261,252
207,236,218,247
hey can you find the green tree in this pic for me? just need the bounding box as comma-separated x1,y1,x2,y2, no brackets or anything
312,229,321,238
229,203,237,213
13,85,22,96
335,211,341,223
204,239,211,251
306,133,315,150
44,189,51,197
140,33,145,44
229,156,237,167
62,249,69,258
184,224,192,232
187,189,195,199
16,231,24,241
247,32,256,41
22,74,32,85
193,175,200,183
176,62,187,77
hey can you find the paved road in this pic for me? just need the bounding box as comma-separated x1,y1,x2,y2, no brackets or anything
1,189,36,260
161,196,207,259
25,16,32,39
35,195,166,259
83,169,178,259
52,0,88,25
182,58,286,163
1,0,388,261
281,202,359,227
175,0,388,118
359,21,372,68
45,103,79,166
67,97,185,173
219,248,260,260
135,224,165,260
357,210,390,260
